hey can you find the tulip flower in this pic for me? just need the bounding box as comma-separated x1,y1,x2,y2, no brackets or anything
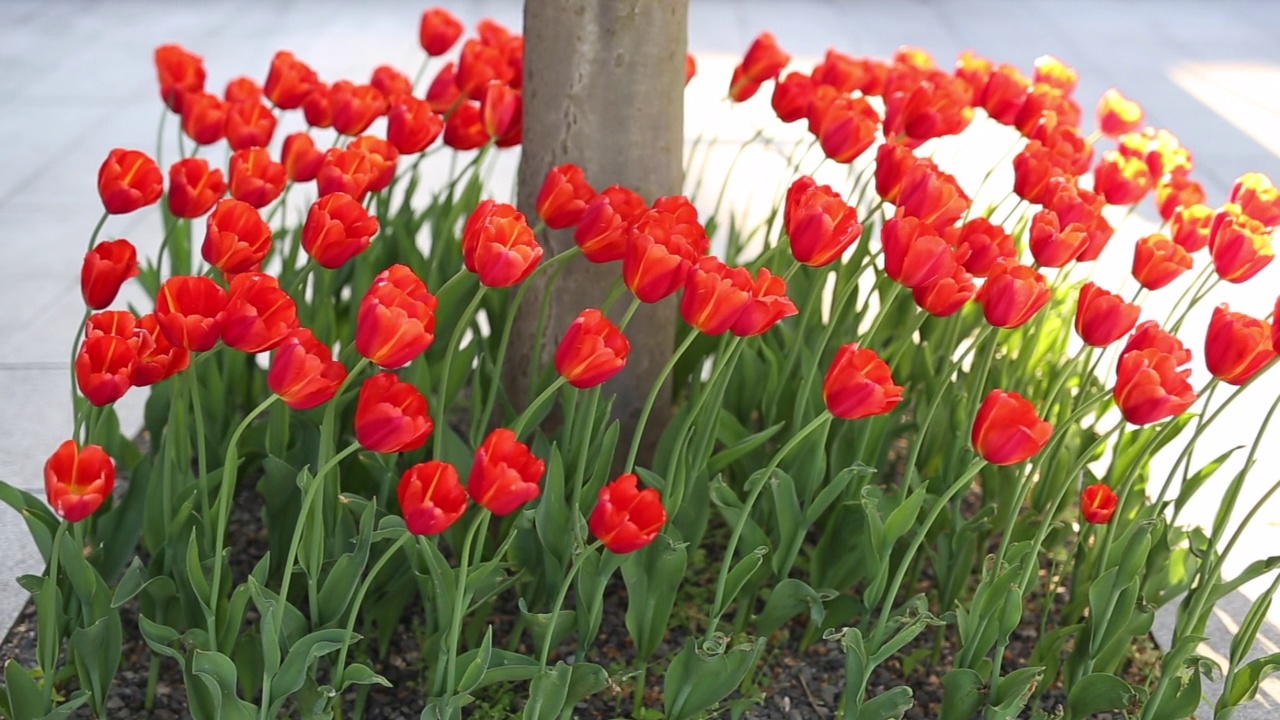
86,311,138,341
426,63,463,113
44,440,115,523
1081,483,1119,524
267,329,347,410
772,72,815,123
896,165,969,230
480,81,522,147
371,65,413,106
461,200,544,288
979,64,1031,125
732,267,799,336
1229,172,1280,228
355,373,433,453
457,40,514,100
1074,282,1139,348
443,101,488,150
224,100,277,151
817,95,880,164
823,344,904,420
1156,171,1206,221
1205,305,1276,385
555,309,630,389
221,273,299,354
302,83,334,128
1093,150,1153,206
356,264,438,369
1028,210,1088,268
1115,348,1197,425
302,193,380,269
1029,123,1094,176
785,178,863,267
202,198,272,275
168,158,226,219
224,77,262,104
1132,233,1192,290
976,260,1051,329
228,147,286,209
316,147,375,201
282,133,325,183
589,474,667,554
1209,205,1275,283
813,49,866,94
263,51,319,110
883,70,974,144
331,81,388,136
536,163,596,229
131,313,190,386
1015,84,1081,137
574,186,646,263
155,275,227,352
154,43,205,113
399,461,468,536
954,217,1015,277
346,136,399,194
874,143,923,204
1170,204,1214,253
738,32,790,85
881,212,956,289
623,203,706,303
680,257,753,336
387,96,444,155
98,148,163,215
180,91,226,145
1012,141,1064,205
1122,320,1192,367
1033,54,1078,93
913,265,975,317
972,389,1053,465
468,428,546,516
955,50,994,99
1045,182,1111,261
685,53,697,85
81,239,140,310
1096,89,1143,137
420,7,464,56
76,333,136,406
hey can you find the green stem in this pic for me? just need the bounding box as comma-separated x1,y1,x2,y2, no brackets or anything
792,272,881,428
624,330,700,473
539,541,603,668
442,510,488,695
69,308,92,439
510,376,568,440
188,365,213,550
331,533,412,698
434,287,488,457
42,521,69,706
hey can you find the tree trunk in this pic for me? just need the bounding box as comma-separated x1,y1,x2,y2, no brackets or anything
512,0,688,465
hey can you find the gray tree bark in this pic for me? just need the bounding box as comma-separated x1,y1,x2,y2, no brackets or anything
512,0,688,464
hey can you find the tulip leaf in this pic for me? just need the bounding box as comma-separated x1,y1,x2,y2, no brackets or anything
622,534,688,660
1065,674,1141,719
984,666,1042,719
0,481,60,563
768,469,804,576
318,501,375,627
941,668,985,719
337,663,392,693
708,421,785,477
269,628,355,710
518,597,576,660
858,686,913,720
522,662,571,720
754,578,826,637
713,545,768,619
4,659,48,718
1174,445,1244,516
804,464,872,526
189,649,256,720
535,446,573,570
664,636,766,720
452,648,540,691
70,612,123,717
457,626,494,694
575,549,624,652
39,690,91,719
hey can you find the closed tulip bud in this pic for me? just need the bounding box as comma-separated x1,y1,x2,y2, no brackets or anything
1132,233,1192,290
913,265,975,317
771,72,815,123
180,91,226,145
732,267,799,336
1029,122,1094,176
1115,348,1196,425
624,204,705,303
680,257,753,336
224,100,277,151
370,65,413,106
972,389,1053,465
221,273,299,354
426,62,463,114
76,333,136,406
1028,210,1088,268
882,71,974,143
316,147,375,201
281,133,324,183
302,83,334,128
880,211,956,289
1209,205,1275,283
387,96,444,155
976,259,1051,329
1074,282,1139,348
228,147,286,209
1122,320,1192,367
1156,171,1206,221
1012,141,1064,206
590,474,667,554
356,264,437,369
1033,55,1078,93
955,50,994,101
443,101,488,150
954,217,1015,277
131,313,190,386
818,95,880,164
264,51,319,110
156,275,227,352
98,148,163,215
468,428,546,516
302,192,379,269
823,344,904,420
685,53,697,85
1093,150,1152,205
203,198,272,275
346,136,399,194
574,186,646,263
555,309,630,389
457,40,513,100
1016,83,1082,137
480,82,522,147
536,163,596,229
420,8,464,56
785,178,863,267
155,44,206,113
727,65,764,102
979,63,1030,126
268,328,347,410
461,200,543,288
331,81,388,136
1205,305,1276,385
355,373,433,453
739,32,790,85
1081,483,1119,524
81,239,140,310
812,49,863,94
875,142,922,205
223,76,262,104
44,440,115,523
896,165,969,230
399,461,468,536
86,310,138,341
168,158,226,219
1170,203,1214,253
1229,172,1280,228
1096,89,1143,137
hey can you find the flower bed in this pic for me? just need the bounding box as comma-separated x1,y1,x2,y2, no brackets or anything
3,5,1280,720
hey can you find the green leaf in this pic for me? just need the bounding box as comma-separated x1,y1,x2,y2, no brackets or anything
1174,445,1244,516
450,648,540,691
269,629,355,704
0,481,59,562
535,446,572,570
4,659,48,718
69,612,124,718
622,534,688,659
1220,652,1280,713
707,421,785,476
713,545,767,618
768,470,804,577
190,650,256,720
754,578,828,637
337,663,391,693
39,690,92,719
664,637,766,720
318,502,375,627
858,686,913,720
523,663,571,720
985,666,1043,720
940,668,985,719
518,598,576,661
803,464,872,526
457,626,494,694
1065,673,1140,719
137,615,185,663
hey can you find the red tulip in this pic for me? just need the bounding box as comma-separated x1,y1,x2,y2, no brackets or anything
264,51,319,110
221,273,299,354
976,260,1051,329
1012,141,1065,205
1122,320,1193,367
817,95,880,164
589,474,667,554
1033,54,1078,93
443,101,488,150
979,63,1031,125
874,142,922,205
468,428,546,516
1081,483,1118,524
574,186,647,263
785,177,863,267
420,7,464,56
623,202,706,303
203,198,272,275
680,257,752,336
1170,204,1213,253
882,70,974,143
732,267,799,336
457,40,514,100
168,158,226,219
131,313,190,386
371,65,413,106
685,53,697,85
303,192,380,269
896,165,969,231
1156,171,1206,221
302,83,334,128
727,66,763,102
98,149,163,215
1132,233,1193,290
480,82,522,147
822,344,904,420
1209,205,1275,283
426,62,463,114
954,217,1014,277
316,147,375,201
331,81,388,136
1028,210,1088,268
399,461,468,536
76,333,136,406
461,200,543,288
224,100,278,151
155,275,227,352
739,32,790,85
228,147,286,209
85,310,137,341
972,389,1053,465
536,163,596,229
268,328,347,410
812,49,863,94
1205,304,1276,386
1114,348,1196,425
771,72,815,123
356,264,438,369
1074,282,1139,348
1229,173,1280,228
180,91,226,145
880,211,956,289
224,76,262,104
282,133,324,183
555,309,630,389
1093,150,1152,206
44,440,115,523
81,239,139,310
387,96,444,155
1015,83,1081,137
346,136,399,194
913,265,975,317
955,50,994,101
355,373,433,453
154,44,205,113
1044,181,1112,261
1096,89,1143,137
